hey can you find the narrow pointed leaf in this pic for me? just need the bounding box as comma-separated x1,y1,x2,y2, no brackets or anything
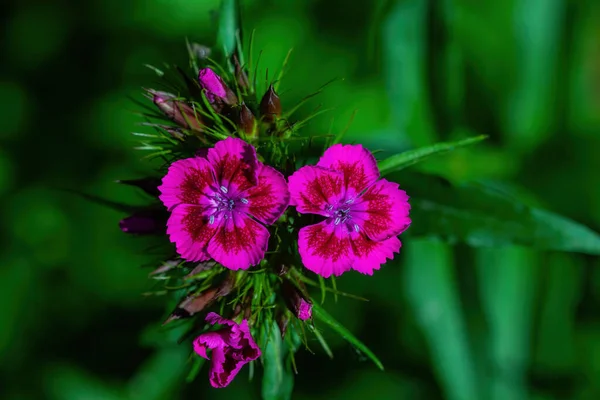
216,0,238,60
311,303,384,371
396,172,600,254
404,240,479,400
262,322,294,400
378,135,487,176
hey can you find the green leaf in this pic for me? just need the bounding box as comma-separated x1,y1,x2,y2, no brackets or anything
216,0,238,60
307,324,334,359
395,172,600,254
382,0,436,147
261,322,294,400
505,0,564,151
311,303,384,371
378,135,487,176
185,356,205,383
475,247,538,400
404,239,479,400
127,347,189,400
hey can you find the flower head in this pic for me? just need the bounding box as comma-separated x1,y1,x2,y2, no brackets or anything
158,137,289,270
193,312,261,388
288,144,411,277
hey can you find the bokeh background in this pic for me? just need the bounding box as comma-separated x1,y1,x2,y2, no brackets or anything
2,0,600,399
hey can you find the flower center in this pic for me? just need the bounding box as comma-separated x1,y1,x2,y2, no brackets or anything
208,186,248,224
326,199,360,232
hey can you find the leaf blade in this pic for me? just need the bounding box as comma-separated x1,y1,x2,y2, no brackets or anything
397,172,600,255
378,135,487,176
311,303,384,371
261,322,294,400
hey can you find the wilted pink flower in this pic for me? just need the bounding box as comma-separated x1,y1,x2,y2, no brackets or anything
198,68,228,101
288,144,411,278
193,312,261,388
158,137,289,270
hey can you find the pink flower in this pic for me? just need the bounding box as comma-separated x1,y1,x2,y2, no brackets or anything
193,312,261,388
158,137,289,270
198,68,228,102
288,144,411,278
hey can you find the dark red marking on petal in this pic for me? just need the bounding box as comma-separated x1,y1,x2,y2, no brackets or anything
349,233,401,275
243,163,289,225
353,179,411,241
207,212,269,270
158,157,215,210
317,144,379,196
298,221,354,277
208,137,258,195
288,166,344,216
178,166,215,204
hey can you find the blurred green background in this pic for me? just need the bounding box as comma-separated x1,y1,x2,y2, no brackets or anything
2,0,600,399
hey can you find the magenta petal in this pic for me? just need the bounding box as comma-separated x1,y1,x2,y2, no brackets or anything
298,221,353,278
208,347,244,388
352,178,411,241
158,157,215,210
198,68,228,101
166,204,218,262
349,234,401,275
241,163,289,224
193,314,261,388
207,137,258,195
317,144,379,198
287,166,344,216
207,211,270,270
193,332,228,359
205,312,236,327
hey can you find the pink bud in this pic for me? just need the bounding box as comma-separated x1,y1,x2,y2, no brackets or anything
150,90,203,131
282,280,312,321
198,68,238,105
198,68,228,101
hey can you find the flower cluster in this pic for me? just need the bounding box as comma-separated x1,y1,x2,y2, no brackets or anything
118,43,410,389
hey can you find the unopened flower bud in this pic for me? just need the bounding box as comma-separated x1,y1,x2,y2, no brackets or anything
282,280,312,321
119,209,167,235
117,177,161,197
276,309,290,339
260,85,281,123
237,103,257,138
198,68,238,105
233,54,250,90
150,90,203,131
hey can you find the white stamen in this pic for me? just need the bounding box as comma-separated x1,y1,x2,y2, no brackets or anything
334,217,341,226
220,185,228,193
209,215,215,225
240,198,249,204
354,224,360,232
345,198,354,204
